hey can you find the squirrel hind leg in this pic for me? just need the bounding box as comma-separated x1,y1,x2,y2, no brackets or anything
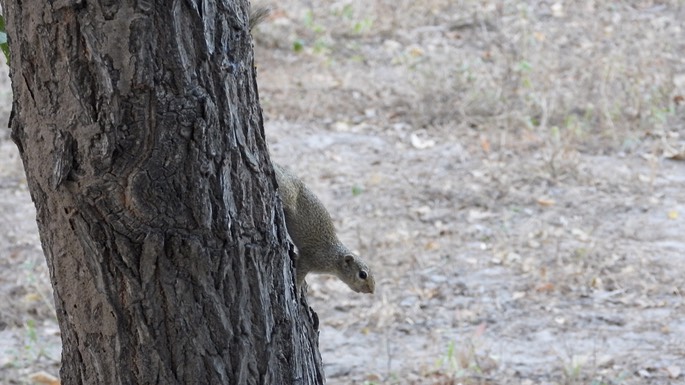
295,265,307,288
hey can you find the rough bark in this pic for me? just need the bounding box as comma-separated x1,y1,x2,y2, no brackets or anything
1,0,324,384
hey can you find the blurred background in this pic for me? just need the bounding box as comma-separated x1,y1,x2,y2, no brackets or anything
1,1,684,384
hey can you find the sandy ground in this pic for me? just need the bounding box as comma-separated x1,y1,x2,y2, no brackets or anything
1,1,685,384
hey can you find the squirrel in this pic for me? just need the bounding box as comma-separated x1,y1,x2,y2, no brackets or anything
248,8,374,293
274,164,375,294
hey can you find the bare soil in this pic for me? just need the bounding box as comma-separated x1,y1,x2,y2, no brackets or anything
1,1,684,384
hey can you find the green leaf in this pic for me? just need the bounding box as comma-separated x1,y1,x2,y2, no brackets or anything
517,60,532,72
0,14,10,62
292,39,304,53
351,185,363,196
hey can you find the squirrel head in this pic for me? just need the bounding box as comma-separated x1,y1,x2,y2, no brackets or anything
338,254,375,294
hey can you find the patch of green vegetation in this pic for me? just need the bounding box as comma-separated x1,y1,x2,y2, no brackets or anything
351,185,364,196
1,318,53,370
292,39,304,53
293,5,373,57
303,10,325,34
432,333,491,383
336,4,374,35
436,340,463,376
0,14,10,62
291,10,331,55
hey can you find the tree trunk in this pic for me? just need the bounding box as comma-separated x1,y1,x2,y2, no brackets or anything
1,1,324,384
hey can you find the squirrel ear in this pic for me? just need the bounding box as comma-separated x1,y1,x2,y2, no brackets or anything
343,254,355,265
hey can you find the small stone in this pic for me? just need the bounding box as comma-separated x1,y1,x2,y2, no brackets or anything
667,366,681,379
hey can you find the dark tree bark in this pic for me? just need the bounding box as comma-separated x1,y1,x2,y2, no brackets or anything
1,0,324,384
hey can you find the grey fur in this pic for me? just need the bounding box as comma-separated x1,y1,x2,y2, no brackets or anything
274,164,375,294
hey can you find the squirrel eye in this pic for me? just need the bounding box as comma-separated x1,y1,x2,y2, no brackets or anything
358,271,368,280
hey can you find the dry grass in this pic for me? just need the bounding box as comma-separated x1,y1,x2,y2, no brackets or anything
257,1,683,152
